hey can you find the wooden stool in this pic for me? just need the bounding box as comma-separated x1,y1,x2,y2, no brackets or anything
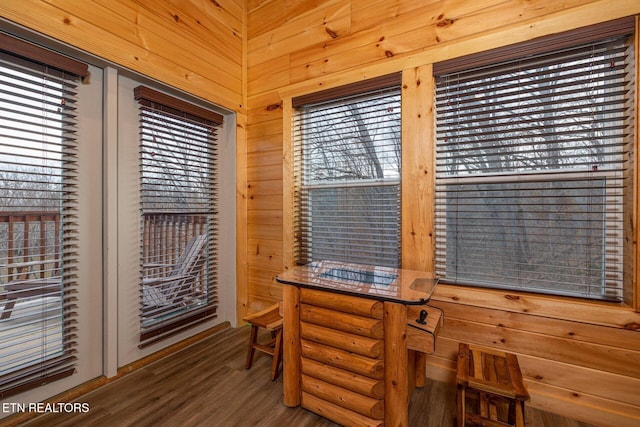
243,303,283,381
456,343,530,427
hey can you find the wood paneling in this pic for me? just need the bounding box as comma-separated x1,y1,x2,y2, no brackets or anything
247,2,351,68
247,149,282,168
248,273,283,302
0,0,243,111
401,65,435,272
248,209,282,226
247,116,283,139
434,300,640,353
247,0,331,39
247,237,283,271
247,103,284,126
442,317,639,378
247,163,282,182
248,180,283,196
247,55,291,95
433,284,640,329
246,1,640,425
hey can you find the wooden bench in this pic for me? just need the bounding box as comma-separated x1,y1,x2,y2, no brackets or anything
456,343,530,427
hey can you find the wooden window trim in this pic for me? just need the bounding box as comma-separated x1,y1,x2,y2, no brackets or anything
432,22,634,302
292,72,402,108
136,87,220,347
292,78,403,267
433,16,635,76
0,32,88,78
134,86,223,126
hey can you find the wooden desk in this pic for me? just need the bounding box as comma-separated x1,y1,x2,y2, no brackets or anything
276,261,441,427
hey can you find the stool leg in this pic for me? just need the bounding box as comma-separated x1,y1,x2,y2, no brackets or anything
515,400,525,427
488,396,498,421
245,325,258,369
270,329,283,381
456,384,465,427
508,398,516,425
479,391,489,419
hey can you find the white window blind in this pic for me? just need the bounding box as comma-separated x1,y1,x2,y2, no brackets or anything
434,24,634,301
135,86,221,346
0,34,86,397
292,75,402,268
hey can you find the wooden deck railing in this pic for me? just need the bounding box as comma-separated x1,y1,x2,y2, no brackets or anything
1,211,208,285
142,212,208,279
0,211,61,284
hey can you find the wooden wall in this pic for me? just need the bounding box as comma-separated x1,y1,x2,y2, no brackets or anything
0,0,244,112
3,0,640,425
246,1,640,426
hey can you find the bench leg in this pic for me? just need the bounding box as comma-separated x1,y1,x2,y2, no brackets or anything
515,400,525,427
480,391,489,420
457,384,465,427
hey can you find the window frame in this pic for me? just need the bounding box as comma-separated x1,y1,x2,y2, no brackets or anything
134,85,222,347
432,19,635,302
291,74,403,268
0,32,87,398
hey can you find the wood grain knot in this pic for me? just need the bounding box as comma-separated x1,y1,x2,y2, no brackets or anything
436,18,455,27
624,322,640,331
325,27,338,39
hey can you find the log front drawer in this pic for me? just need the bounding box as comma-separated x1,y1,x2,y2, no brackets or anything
299,288,385,427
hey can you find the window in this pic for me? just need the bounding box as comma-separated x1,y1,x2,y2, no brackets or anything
0,33,87,396
292,74,402,268
135,86,221,346
434,19,635,301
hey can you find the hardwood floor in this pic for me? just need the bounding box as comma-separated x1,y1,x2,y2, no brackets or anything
19,326,599,427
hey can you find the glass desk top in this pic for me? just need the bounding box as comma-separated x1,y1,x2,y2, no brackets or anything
276,260,439,304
